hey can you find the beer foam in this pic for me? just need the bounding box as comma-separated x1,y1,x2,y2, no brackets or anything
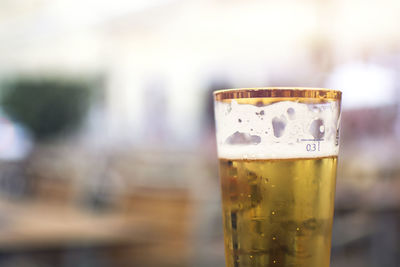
214,100,341,159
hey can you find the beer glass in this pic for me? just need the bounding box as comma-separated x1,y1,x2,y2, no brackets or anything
214,88,341,267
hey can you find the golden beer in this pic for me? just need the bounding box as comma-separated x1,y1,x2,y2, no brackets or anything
214,88,341,267
219,157,337,267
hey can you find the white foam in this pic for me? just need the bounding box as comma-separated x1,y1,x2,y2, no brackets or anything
214,100,341,159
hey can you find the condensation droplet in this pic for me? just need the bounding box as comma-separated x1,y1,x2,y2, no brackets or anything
272,236,276,240
296,227,300,231
248,194,252,198
271,211,275,215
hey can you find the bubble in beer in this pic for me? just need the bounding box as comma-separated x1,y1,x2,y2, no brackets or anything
303,218,318,230
227,104,232,113
256,110,265,116
247,171,257,182
309,119,325,139
272,116,287,138
287,107,295,120
226,131,261,145
310,105,321,113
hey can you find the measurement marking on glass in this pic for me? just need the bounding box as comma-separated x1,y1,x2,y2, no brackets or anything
301,139,324,152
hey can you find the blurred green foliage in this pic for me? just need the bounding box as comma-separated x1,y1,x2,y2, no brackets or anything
1,77,92,141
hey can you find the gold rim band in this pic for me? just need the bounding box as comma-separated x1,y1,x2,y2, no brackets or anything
214,87,341,102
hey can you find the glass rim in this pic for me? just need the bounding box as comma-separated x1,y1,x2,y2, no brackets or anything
214,87,341,101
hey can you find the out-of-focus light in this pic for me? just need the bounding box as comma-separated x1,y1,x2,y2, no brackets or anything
46,0,177,28
0,115,33,161
0,0,177,43
326,61,397,109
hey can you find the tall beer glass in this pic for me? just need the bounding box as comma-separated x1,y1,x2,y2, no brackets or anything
214,88,341,267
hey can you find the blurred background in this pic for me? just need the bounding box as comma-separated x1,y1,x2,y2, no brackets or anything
0,0,400,266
